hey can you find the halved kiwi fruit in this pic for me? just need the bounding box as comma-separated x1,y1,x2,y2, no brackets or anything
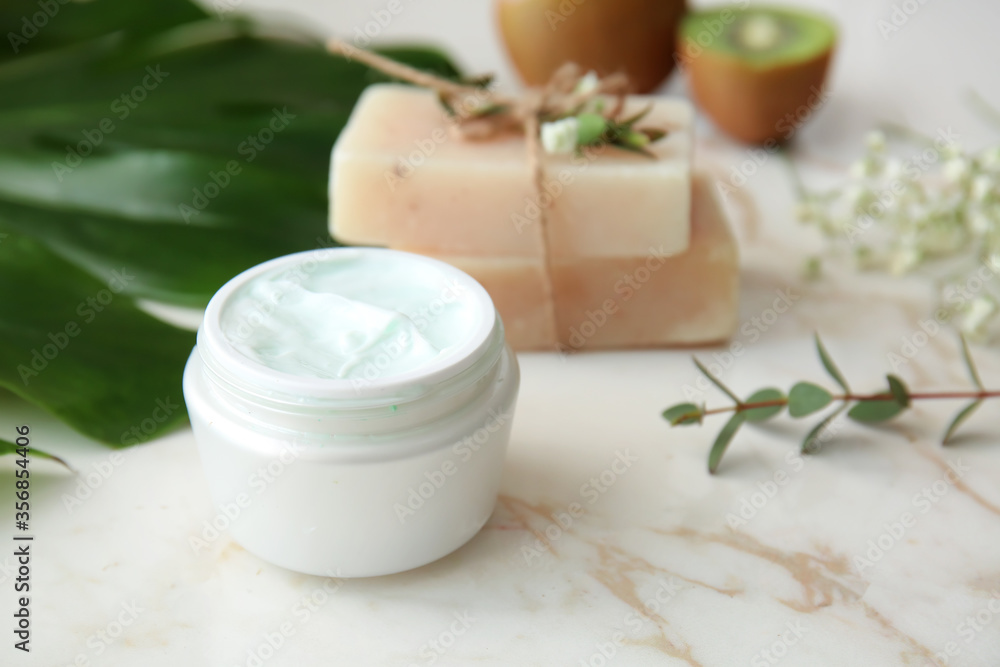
679,5,836,144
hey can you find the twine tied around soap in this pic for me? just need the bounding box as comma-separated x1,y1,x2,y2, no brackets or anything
327,39,667,349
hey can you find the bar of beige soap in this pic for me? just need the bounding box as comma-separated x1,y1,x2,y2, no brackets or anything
404,174,737,350
330,84,694,258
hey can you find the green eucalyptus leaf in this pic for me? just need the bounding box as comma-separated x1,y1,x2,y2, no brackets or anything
814,334,850,393
469,103,510,118
743,388,784,422
801,405,847,454
575,112,607,146
787,382,832,418
693,358,742,405
959,334,984,390
942,400,983,445
708,413,745,474
662,403,703,426
848,399,905,423
623,130,650,147
640,128,667,143
887,374,910,407
0,439,71,470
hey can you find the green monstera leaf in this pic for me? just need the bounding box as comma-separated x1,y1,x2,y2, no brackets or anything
0,0,460,450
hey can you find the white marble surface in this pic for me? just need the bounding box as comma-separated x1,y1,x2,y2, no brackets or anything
3,0,1000,665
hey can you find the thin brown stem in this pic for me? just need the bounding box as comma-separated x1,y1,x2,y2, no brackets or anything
907,390,999,400
703,400,787,416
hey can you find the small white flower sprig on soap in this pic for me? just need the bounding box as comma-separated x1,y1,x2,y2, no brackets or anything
535,72,667,157
662,334,999,474
433,66,668,158
797,128,1000,341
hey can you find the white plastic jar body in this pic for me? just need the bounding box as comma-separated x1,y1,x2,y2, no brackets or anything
182,248,519,577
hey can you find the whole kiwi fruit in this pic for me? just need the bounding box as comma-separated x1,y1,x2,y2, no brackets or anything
497,0,688,93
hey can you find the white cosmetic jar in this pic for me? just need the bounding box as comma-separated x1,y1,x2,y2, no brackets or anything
182,247,519,577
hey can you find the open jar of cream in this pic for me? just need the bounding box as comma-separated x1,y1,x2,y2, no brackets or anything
182,247,519,577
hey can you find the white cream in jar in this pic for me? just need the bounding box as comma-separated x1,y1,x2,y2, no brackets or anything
219,251,478,381
183,248,519,577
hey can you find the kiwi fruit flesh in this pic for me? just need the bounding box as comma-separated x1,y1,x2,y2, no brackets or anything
679,5,836,144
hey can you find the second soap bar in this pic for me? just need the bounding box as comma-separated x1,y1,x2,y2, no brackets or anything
403,174,739,350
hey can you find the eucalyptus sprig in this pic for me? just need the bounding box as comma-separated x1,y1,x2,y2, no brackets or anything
662,335,999,474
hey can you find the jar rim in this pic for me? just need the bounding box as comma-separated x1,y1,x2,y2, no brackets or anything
197,247,499,402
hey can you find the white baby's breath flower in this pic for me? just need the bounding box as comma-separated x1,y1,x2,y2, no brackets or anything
573,71,600,96
942,144,964,160
980,147,1000,171
961,296,997,339
970,211,993,236
912,199,934,220
849,159,872,179
794,201,816,223
943,157,971,183
989,253,1000,273
889,245,922,275
865,130,886,153
883,157,905,181
971,174,994,202
841,184,870,210
540,117,579,155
